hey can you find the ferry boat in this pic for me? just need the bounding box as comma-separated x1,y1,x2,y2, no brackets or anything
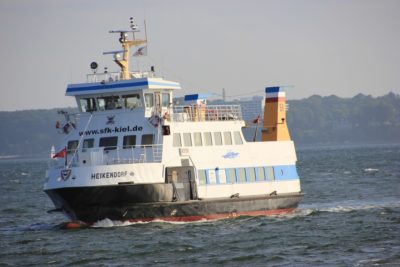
44,19,303,224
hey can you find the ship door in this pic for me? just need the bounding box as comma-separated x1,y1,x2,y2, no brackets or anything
154,92,162,115
166,167,198,201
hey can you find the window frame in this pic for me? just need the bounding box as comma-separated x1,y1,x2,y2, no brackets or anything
99,136,118,151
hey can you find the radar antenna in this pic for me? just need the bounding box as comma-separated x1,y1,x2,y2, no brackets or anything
105,18,147,80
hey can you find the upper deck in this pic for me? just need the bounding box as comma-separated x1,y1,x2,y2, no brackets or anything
66,76,181,96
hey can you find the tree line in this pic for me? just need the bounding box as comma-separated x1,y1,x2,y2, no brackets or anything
0,93,399,157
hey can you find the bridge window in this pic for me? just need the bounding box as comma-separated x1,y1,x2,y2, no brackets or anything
233,131,243,145
79,98,97,112
123,94,141,109
123,135,136,149
162,93,170,107
145,93,154,108
99,136,118,151
223,132,232,145
173,133,182,147
213,132,222,146
183,133,192,147
141,134,154,146
97,96,121,111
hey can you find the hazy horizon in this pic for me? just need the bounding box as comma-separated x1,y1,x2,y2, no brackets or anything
1,0,399,111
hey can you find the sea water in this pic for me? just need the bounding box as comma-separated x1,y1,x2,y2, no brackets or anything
0,144,399,266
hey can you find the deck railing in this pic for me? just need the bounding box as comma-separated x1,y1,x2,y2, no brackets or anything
172,105,242,122
86,71,154,83
49,144,163,168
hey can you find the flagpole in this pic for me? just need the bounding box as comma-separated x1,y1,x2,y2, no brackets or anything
253,114,260,142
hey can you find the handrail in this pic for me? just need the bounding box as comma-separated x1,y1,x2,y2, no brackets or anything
172,105,242,122
49,144,163,168
86,71,155,83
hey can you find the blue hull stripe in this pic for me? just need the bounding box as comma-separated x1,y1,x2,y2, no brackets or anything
273,165,299,180
201,165,299,185
66,80,180,93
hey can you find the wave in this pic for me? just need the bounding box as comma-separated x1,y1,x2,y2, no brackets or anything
364,168,379,172
297,199,400,216
91,217,211,228
87,199,400,228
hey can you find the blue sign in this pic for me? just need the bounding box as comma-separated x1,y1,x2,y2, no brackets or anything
223,152,240,159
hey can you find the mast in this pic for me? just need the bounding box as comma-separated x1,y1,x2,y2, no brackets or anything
108,18,147,80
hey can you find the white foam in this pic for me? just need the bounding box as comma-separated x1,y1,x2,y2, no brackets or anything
364,168,379,172
91,217,211,228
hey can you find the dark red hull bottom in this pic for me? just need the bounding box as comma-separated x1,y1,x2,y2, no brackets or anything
61,207,296,229
126,207,296,223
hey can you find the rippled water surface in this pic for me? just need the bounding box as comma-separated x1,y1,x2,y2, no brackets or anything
1,144,399,266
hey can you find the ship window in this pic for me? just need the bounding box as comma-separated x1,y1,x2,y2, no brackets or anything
223,132,232,145
198,170,207,185
144,93,154,108
82,139,94,152
233,131,243,145
218,168,227,183
104,96,121,110
99,136,118,151
213,132,222,146
123,94,141,109
228,169,236,183
141,134,154,146
193,132,202,146
207,170,217,184
183,133,192,147
203,132,212,146
173,133,182,147
79,98,97,112
123,135,136,149
67,140,79,154
237,168,246,183
265,166,275,181
256,167,266,181
162,93,170,107
248,168,256,182
96,96,121,111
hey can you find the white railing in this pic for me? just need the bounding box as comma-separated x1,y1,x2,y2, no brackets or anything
49,144,163,168
172,105,242,122
86,71,155,83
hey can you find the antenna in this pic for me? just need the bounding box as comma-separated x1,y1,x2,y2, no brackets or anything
105,18,147,80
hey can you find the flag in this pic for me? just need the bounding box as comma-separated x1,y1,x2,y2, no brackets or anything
50,145,56,158
252,115,260,124
52,147,67,158
133,46,147,56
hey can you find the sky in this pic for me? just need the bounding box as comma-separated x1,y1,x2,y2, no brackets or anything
0,0,399,111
